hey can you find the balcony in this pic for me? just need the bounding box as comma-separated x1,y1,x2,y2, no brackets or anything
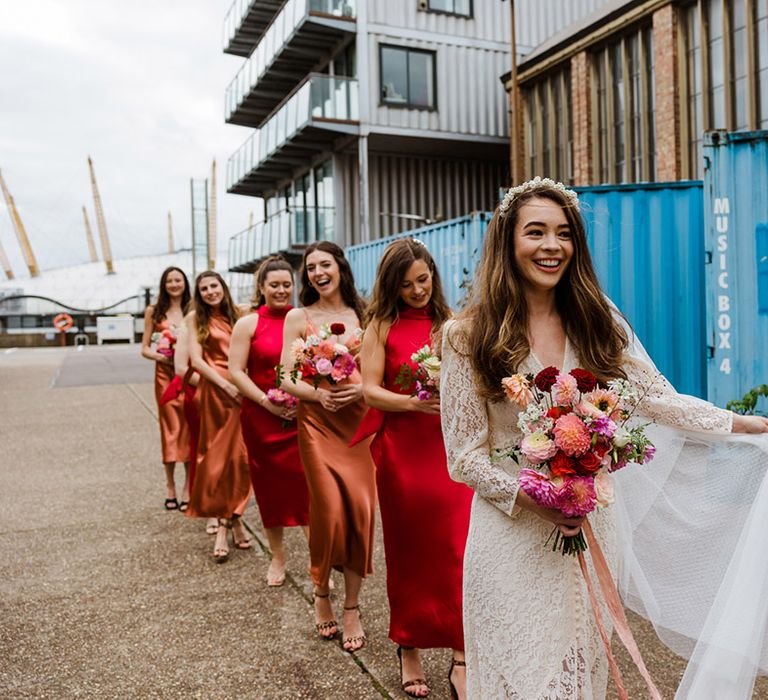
227,74,358,196
223,0,284,57
228,207,336,271
225,0,356,126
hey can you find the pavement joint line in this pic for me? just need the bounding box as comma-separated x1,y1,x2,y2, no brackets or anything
240,517,395,700
125,382,158,420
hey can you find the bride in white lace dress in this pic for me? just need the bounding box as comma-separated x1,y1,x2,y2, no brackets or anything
441,178,768,699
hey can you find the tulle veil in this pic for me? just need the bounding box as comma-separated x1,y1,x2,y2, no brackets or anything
613,316,768,698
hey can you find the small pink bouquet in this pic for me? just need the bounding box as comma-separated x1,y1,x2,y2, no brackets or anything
281,322,361,389
266,388,298,410
151,328,176,359
504,366,655,556
394,344,441,400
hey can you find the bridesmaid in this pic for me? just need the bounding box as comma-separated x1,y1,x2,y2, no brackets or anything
279,241,376,652
359,239,471,699
140,266,192,511
229,255,310,586
172,313,218,535
186,271,252,561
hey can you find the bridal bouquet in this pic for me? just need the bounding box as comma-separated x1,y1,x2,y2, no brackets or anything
394,344,441,400
151,328,176,359
503,366,655,555
283,322,360,388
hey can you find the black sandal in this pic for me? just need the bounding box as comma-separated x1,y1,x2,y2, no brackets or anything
313,591,338,640
178,501,189,512
342,604,366,652
448,657,466,700
164,498,179,510
397,645,430,697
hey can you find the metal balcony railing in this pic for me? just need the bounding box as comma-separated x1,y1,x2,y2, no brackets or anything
227,74,358,191
225,0,356,122
228,206,336,270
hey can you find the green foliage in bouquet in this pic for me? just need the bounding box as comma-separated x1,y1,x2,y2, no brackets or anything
726,384,768,416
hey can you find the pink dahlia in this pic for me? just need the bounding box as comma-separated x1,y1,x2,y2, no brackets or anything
553,414,591,456
556,476,597,517
518,468,557,508
520,430,558,464
552,372,579,407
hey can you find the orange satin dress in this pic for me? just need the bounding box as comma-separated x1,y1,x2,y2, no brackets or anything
186,314,251,519
153,319,190,464
297,314,377,586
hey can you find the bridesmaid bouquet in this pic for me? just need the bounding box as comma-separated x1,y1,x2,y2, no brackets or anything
502,366,656,555
283,322,359,388
394,345,441,400
266,388,298,428
151,328,176,359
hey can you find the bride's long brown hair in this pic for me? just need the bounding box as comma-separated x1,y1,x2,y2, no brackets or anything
455,185,628,401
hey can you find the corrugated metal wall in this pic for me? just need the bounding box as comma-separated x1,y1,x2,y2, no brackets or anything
704,130,768,408
366,33,510,137
368,154,505,239
347,181,708,398
347,212,491,307
514,0,616,52
368,0,511,44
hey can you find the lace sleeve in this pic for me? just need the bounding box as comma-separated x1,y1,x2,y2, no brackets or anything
441,321,520,517
624,356,733,434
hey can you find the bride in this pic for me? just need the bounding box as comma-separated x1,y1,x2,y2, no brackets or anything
440,177,768,698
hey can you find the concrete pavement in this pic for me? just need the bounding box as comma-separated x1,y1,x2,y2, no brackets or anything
1,344,764,698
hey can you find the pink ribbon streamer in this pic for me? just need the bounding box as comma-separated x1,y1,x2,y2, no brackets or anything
580,519,663,700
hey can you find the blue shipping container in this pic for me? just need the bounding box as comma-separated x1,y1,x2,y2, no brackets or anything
704,130,768,409
347,182,707,398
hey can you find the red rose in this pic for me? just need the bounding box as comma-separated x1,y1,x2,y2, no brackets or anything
569,368,597,392
550,451,577,478
546,406,571,420
330,323,346,336
534,366,560,392
302,361,317,378
576,450,601,475
594,442,610,458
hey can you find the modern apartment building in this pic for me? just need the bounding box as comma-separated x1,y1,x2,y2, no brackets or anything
223,0,618,272
503,0,768,186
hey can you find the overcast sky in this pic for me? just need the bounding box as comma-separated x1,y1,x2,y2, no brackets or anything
0,0,258,278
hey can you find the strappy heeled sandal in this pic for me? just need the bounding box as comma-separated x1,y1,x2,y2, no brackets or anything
313,591,338,640
231,515,252,550
164,498,179,510
448,657,466,700
213,519,231,563
342,604,366,652
397,645,430,697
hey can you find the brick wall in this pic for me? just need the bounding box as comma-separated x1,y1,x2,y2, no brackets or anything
653,4,682,180
571,51,593,186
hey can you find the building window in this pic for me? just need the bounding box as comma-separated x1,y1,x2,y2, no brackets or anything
424,0,472,18
380,45,437,109
523,66,573,184
682,0,768,177
593,26,655,184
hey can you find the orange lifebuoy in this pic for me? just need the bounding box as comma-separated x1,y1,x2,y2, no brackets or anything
53,312,74,332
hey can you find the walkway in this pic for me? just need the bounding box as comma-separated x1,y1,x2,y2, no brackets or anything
0,344,746,698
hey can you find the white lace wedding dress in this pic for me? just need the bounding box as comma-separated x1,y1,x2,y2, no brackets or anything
440,319,738,699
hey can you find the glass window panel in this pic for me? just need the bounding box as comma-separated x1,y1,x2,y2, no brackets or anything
732,0,748,130
526,88,537,177
645,27,656,180
553,75,563,179
613,43,625,182
597,50,609,183
381,47,408,105
454,0,471,16
408,51,435,108
758,2,768,127
541,84,550,175
428,0,452,11
565,69,573,184
708,0,726,127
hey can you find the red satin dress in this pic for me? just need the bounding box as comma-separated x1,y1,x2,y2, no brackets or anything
371,305,472,649
240,305,309,529
153,319,190,464
186,314,251,519
297,313,376,587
